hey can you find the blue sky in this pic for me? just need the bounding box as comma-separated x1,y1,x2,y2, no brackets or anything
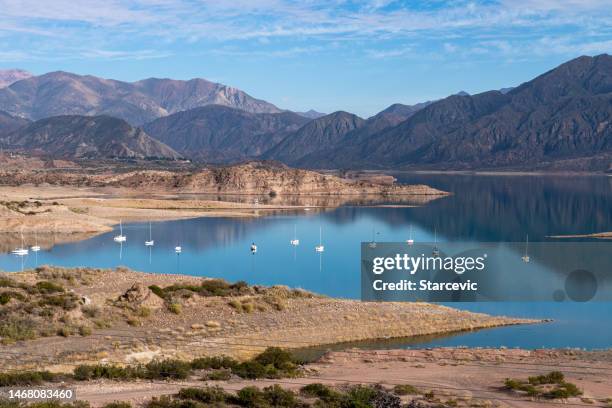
0,0,611,117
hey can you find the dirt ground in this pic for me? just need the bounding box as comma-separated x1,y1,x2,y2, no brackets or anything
71,348,612,407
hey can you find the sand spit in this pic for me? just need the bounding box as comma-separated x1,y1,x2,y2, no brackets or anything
548,232,612,239
0,267,535,371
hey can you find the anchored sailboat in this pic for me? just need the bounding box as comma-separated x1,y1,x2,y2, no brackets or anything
31,231,41,252
406,224,414,246
315,226,325,252
145,222,154,246
11,228,28,256
368,227,378,248
113,220,127,242
432,227,440,257
290,225,300,246
522,234,530,263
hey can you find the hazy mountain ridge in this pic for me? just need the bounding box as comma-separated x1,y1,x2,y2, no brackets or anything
0,69,32,88
143,105,310,162
0,71,282,125
1,115,180,160
1,54,610,171
295,54,612,170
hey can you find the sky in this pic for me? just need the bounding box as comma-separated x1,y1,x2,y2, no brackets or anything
0,0,611,117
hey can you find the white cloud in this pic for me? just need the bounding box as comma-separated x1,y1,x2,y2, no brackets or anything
0,0,610,61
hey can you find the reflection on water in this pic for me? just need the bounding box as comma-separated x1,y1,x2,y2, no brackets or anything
0,175,610,349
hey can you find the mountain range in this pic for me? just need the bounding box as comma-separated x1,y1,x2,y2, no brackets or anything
0,54,610,171
0,71,282,125
1,115,179,160
143,105,310,162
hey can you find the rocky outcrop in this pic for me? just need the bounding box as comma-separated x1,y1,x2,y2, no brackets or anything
0,161,448,196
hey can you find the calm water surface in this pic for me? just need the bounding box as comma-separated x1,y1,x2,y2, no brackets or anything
1,174,611,349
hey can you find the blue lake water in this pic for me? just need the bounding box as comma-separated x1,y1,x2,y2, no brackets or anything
1,174,611,349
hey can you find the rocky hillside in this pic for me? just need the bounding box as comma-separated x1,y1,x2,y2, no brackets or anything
0,71,282,125
301,54,612,170
143,105,310,161
98,162,448,195
1,115,181,160
0,110,29,136
262,111,365,165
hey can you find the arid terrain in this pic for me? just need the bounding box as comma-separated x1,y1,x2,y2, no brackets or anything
70,348,612,407
0,267,533,372
0,161,447,239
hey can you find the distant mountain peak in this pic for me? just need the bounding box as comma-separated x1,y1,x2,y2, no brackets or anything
0,69,33,88
296,109,326,119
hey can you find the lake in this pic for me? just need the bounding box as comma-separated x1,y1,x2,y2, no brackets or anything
1,174,611,349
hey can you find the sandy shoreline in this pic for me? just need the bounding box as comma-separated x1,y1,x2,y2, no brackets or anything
0,183,445,241
0,267,537,371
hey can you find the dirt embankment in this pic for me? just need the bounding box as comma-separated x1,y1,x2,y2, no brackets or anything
0,267,535,371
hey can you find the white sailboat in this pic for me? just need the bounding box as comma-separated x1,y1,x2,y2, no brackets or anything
114,220,127,242
368,227,378,248
315,226,325,252
522,234,530,263
175,245,182,254
406,224,414,246
11,228,29,256
31,231,41,252
250,242,257,254
432,227,440,257
145,222,154,246
290,225,300,246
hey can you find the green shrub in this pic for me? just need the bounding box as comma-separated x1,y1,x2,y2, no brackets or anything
35,281,65,294
203,369,231,381
0,371,58,386
38,293,79,310
168,303,182,314
262,385,298,407
233,361,268,379
236,386,266,407
191,356,238,370
0,291,25,305
146,396,205,408
73,364,138,381
529,371,565,385
145,359,191,380
102,403,132,408
504,372,582,400
301,383,339,399
177,387,228,403
0,317,37,341
81,305,100,318
148,285,166,299
393,384,419,395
